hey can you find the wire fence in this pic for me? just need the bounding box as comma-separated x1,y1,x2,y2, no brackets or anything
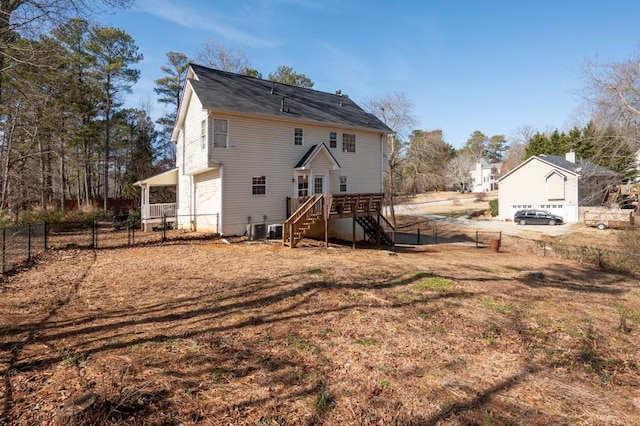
4,215,639,277
501,234,640,275
1,214,219,275
393,219,639,275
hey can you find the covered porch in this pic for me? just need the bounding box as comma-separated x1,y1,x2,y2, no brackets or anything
134,168,179,231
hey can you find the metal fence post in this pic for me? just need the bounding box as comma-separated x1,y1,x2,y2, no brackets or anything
417,227,420,245
475,230,479,248
434,227,438,244
44,222,49,250
92,220,96,248
162,214,167,242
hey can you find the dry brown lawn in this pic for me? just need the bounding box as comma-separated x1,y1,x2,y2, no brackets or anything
1,236,639,425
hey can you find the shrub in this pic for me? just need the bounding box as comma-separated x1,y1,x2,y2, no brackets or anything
128,208,141,228
489,199,498,217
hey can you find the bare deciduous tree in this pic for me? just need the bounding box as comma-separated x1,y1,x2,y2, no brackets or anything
446,152,475,193
403,129,454,194
362,93,416,225
581,52,640,168
195,40,250,73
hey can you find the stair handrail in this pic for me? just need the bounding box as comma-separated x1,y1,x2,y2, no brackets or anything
378,213,396,245
283,195,324,246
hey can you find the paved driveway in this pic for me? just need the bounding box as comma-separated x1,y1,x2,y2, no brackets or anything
393,199,575,237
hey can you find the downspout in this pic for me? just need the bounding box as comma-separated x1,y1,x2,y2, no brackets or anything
380,134,385,193
219,165,224,235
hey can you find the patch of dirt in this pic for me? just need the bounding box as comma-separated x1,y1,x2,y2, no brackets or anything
1,238,639,425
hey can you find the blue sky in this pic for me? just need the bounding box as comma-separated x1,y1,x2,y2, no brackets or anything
98,0,640,148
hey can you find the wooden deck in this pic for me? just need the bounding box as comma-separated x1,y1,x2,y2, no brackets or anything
283,193,394,248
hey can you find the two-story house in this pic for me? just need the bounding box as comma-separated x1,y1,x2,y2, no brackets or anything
497,152,618,223
470,159,501,192
135,64,393,246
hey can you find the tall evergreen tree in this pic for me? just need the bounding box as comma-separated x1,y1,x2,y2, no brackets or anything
268,65,314,88
85,25,142,210
154,51,189,167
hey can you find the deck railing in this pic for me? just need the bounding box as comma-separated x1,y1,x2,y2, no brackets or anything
283,195,324,247
143,203,176,219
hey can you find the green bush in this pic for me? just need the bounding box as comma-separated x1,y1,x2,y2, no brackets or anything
128,208,141,228
489,199,498,217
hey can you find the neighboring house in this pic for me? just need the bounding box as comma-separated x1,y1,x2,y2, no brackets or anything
135,64,393,245
497,152,618,223
470,159,501,192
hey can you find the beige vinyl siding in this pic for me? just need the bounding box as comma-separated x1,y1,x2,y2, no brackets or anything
334,132,383,194
206,114,384,235
194,169,221,232
183,96,209,175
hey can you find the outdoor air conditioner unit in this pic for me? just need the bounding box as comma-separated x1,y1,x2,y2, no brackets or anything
246,223,266,240
268,224,283,239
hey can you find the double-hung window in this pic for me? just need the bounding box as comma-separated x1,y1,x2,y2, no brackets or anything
213,119,228,148
294,128,303,145
339,176,347,192
329,132,337,148
252,176,266,195
342,133,356,152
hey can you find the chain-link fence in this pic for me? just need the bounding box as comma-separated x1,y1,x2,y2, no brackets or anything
1,214,219,275
1,224,46,274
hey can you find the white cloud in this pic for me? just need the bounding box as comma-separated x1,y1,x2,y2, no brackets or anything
135,0,279,49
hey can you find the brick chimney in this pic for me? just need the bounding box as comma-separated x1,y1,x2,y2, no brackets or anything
565,151,576,163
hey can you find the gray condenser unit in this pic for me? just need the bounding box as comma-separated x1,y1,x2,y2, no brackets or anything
268,224,283,239
246,223,266,240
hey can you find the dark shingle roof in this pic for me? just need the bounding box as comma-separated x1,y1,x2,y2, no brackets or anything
294,143,340,169
188,64,391,132
539,154,618,176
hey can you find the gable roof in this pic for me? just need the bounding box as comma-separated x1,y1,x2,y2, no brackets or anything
538,154,618,176
295,143,340,170
186,64,392,133
498,154,618,182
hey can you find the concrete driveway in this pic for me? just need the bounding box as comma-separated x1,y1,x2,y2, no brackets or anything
393,195,575,237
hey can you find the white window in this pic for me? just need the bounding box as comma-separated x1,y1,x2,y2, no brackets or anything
201,120,206,149
329,132,337,148
342,133,356,152
213,119,228,148
252,176,266,195
339,176,347,192
294,128,303,145
297,175,308,197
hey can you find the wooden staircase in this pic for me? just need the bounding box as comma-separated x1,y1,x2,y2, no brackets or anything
355,215,394,246
283,195,324,248
283,193,396,248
